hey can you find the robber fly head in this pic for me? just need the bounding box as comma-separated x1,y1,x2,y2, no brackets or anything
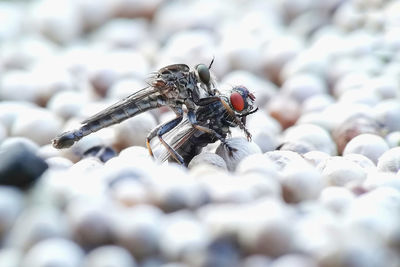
228,86,257,116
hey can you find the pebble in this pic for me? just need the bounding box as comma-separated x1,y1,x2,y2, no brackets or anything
0,248,22,267
10,107,63,146
386,131,400,148
47,90,87,120
267,95,301,129
318,156,367,187
269,254,318,267
377,147,400,173
280,162,324,203
159,211,209,262
215,137,262,172
114,112,157,149
0,141,48,189
83,245,137,267
0,186,24,239
66,198,113,249
343,133,389,164
332,114,382,154
373,99,400,132
281,73,327,103
188,152,227,170
111,205,163,258
319,186,355,213
282,123,337,155
20,238,84,267
5,207,68,251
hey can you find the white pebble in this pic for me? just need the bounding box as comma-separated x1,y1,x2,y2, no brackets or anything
318,156,367,187
111,205,163,258
114,112,157,149
281,73,327,103
0,186,24,239
159,212,209,261
45,157,73,169
386,131,400,148
21,238,84,267
47,90,87,120
343,153,377,172
0,248,22,267
301,94,335,114
188,152,227,170
66,198,113,248
235,153,279,179
343,133,389,164
215,137,262,172
11,107,63,146
303,151,330,167
83,245,137,267
319,186,355,213
282,123,337,155
280,163,324,203
5,207,68,251
373,100,400,132
269,254,318,267
377,147,400,173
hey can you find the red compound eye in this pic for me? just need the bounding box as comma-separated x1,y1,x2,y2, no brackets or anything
230,92,245,111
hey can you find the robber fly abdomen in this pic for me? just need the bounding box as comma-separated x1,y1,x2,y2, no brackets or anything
53,94,169,149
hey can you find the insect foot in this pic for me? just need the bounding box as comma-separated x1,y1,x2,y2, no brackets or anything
52,131,77,149
216,137,262,171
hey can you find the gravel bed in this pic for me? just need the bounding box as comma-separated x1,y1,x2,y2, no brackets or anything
1,0,400,266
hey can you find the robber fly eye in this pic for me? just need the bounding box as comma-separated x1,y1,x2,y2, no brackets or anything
196,64,211,85
230,91,245,112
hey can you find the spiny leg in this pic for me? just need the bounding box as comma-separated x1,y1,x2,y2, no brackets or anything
146,116,184,163
148,116,185,164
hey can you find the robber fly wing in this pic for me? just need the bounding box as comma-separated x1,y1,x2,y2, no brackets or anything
152,118,196,163
81,86,159,124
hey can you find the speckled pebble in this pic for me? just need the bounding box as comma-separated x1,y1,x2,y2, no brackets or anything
377,147,400,173
215,137,262,172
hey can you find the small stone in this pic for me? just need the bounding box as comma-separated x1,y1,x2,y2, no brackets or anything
6,207,68,251
159,211,209,262
83,245,137,267
21,238,84,267
110,178,149,207
45,157,73,169
318,156,367,186
281,73,327,103
301,94,335,114
188,152,227,170
386,131,400,148
280,162,324,203
241,255,272,267
269,254,318,267
215,138,262,172
0,186,24,239
11,107,63,146
83,145,116,163
332,114,382,154
267,95,301,129
235,153,279,179
111,205,163,258
0,248,22,267
282,123,337,155
66,198,113,249
0,142,48,189
343,133,389,164
377,147,400,173
373,100,400,132
47,90,87,120
319,186,355,213
303,151,330,167
114,112,157,149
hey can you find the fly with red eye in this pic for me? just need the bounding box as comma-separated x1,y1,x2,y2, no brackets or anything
229,86,257,115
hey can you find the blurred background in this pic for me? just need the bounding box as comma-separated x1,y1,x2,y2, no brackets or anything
1,0,400,267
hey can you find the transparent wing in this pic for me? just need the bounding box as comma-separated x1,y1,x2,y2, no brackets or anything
151,117,196,163
81,86,159,124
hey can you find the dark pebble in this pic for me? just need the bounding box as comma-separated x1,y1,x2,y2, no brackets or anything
0,143,48,189
83,145,117,163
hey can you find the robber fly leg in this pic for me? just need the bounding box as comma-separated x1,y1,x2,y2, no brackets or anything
146,116,183,161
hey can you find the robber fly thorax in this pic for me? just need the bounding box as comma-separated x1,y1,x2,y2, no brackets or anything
155,86,258,166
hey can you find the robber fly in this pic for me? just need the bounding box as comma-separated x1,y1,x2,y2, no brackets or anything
52,61,251,162
154,86,258,166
